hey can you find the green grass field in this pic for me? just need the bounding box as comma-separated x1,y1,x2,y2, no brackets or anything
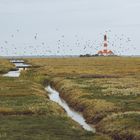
23,57,140,140
0,59,109,140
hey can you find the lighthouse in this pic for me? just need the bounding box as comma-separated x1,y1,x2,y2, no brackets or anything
98,34,114,56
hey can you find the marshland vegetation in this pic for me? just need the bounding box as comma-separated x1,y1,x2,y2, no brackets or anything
22,57,140,140
0,59,109,140
0,59,14,74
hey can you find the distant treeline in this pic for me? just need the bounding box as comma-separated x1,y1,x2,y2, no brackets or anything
79,54,116,57
79,54,99,57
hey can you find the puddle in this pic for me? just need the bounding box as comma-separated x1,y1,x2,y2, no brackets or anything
3,69,21,77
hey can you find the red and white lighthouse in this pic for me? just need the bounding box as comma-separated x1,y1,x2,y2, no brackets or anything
98,34,114,56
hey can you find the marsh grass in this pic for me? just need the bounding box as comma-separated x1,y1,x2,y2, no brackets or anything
0,59,14,74
0,115,106,140
96,112,140,140
0,59,112,140
0,77,103,140
0,77,65,116
25,57,140,140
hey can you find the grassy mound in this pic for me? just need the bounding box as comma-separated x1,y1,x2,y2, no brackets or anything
0,59,14,74
96,112,140,140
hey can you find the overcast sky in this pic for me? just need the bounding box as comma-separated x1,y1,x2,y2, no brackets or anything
0,0,140,56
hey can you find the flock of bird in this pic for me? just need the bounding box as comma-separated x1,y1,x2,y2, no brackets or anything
0,29,136,56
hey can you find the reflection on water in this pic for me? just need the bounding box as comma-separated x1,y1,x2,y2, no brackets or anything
15,63,31,68
46,85,95,132
3,69,21,77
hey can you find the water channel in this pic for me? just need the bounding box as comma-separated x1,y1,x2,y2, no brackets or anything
3,60,95,132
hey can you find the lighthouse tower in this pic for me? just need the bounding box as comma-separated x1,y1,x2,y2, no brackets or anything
98,34,114,56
